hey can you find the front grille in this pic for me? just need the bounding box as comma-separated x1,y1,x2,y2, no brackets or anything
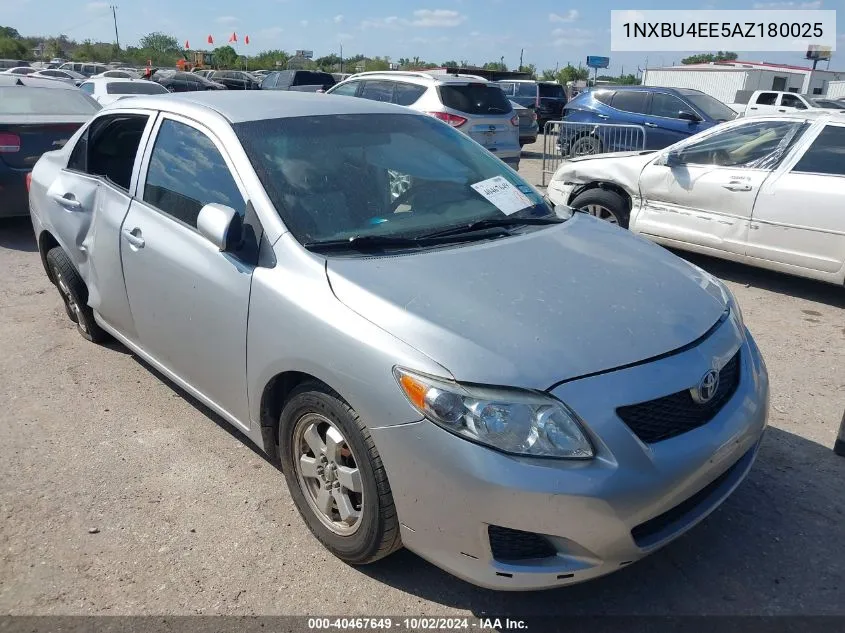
616,351,741,444
488,525,557,561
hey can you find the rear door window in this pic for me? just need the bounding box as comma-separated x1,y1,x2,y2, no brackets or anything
792,125,845,175
393,82,426,106
438,84,512,114
291,71,334,87
329,80,360,97
780,94,807,109
359,80,395,103
610,91,650,114
755,92,778,106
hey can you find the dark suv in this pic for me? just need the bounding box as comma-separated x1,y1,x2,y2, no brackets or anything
560,86,737,154
205,70,261,90
261,70,336,92
495,80,567,131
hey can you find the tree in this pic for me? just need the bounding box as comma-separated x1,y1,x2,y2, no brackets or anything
556,63,589,84
681,51,737,65
0,37,27,59
483,60,507,71
315,53,341,70
214,45,238,68
365,56,390,71
139,32,179,55
0,26,21,39
442,60,458,68
520,63,537,78
247,49,290,71
540,68,557,81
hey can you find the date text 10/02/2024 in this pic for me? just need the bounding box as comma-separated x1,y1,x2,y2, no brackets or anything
306,617,529,630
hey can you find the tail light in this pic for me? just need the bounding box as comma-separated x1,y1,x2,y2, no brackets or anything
25,172,32,192
427,111,468,127
0,133,21,153
532,110,538,121
510,115,519,126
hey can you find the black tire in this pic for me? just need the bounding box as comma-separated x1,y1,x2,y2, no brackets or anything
570,188,630,228
279,382,401,565
45,246,109,343
570,134,603,157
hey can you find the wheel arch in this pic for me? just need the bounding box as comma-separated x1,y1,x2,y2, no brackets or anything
259,370,336,465
38,230,61,283
568,181,633,212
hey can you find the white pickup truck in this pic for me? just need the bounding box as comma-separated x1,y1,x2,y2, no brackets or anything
728,90,845,117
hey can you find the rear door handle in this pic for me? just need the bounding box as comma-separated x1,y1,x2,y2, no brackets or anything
596,114,609,119
122,228,145,248
723,182,752,192
50,192,82,210
643,122,658,128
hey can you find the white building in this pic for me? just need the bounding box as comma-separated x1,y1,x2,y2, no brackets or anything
826,81,845,99
642,61,845,104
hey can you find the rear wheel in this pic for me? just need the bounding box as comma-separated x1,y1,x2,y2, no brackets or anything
46,247,109,343
570,135,603,157
570,188,630,228
279,383,402,564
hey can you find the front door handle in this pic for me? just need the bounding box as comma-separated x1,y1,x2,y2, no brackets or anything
643,122,658,128
723,182,753,192
122,228,145,248
50,192,82,210
596,113,609,119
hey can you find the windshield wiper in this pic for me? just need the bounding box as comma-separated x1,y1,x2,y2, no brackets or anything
418,216,564,239
302,229,509,252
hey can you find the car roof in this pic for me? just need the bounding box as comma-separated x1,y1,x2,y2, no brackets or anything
0,75,80,89
85,77,150,84
107,90,417,123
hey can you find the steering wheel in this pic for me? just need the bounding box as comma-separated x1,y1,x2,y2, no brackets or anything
388,181,468,215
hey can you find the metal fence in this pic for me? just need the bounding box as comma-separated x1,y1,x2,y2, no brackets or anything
540,121,647,186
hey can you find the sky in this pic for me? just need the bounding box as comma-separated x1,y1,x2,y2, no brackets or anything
2,0,843,75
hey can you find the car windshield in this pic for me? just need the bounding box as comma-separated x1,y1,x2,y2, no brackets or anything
106,81,168,95
235,113,553,247
0,87,101,114
680,92,738,122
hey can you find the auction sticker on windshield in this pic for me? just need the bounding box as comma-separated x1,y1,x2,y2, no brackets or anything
471,176,532,215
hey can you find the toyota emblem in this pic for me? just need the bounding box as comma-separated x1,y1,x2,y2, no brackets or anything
691,369,720,404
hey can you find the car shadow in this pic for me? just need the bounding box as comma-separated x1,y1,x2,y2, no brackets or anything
356,426,845,618
0,217,37,252
672,250,845,308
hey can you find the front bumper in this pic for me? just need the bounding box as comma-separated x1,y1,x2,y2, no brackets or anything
371,319,769,590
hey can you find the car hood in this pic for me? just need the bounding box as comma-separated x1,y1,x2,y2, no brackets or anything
326,215,729,390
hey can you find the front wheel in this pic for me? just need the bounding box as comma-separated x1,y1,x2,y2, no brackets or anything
570,188,630,228
279,383,402,565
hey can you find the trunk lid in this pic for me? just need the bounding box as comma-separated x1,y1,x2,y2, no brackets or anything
0,117,87,169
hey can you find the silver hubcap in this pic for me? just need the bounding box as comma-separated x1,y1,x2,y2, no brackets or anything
293,413,363,536
55,271,87,332
583,204,619,225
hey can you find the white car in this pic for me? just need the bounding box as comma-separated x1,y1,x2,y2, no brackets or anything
78,77,169,106
91,69,141,80
2,66,38,76
547,111,845,285
31,68,86,85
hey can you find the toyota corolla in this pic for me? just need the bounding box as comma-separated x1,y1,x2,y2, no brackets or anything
28,91,769,590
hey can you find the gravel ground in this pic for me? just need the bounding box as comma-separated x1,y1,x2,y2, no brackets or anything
1,144,843,617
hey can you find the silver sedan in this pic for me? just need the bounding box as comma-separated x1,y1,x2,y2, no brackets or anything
28,91,769,590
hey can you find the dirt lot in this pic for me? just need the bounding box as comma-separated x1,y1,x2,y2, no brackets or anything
1,144,843,617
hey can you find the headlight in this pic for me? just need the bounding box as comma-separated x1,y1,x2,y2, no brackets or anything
723,284,744,330
394,367,594,459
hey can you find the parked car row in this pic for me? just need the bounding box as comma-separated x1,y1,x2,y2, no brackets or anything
25,88,770,592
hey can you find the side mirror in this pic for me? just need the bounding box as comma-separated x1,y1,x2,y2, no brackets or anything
678,110,701,122
197,203,243,252
665,151,683,167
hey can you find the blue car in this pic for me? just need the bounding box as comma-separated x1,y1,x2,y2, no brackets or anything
559,86,738,156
